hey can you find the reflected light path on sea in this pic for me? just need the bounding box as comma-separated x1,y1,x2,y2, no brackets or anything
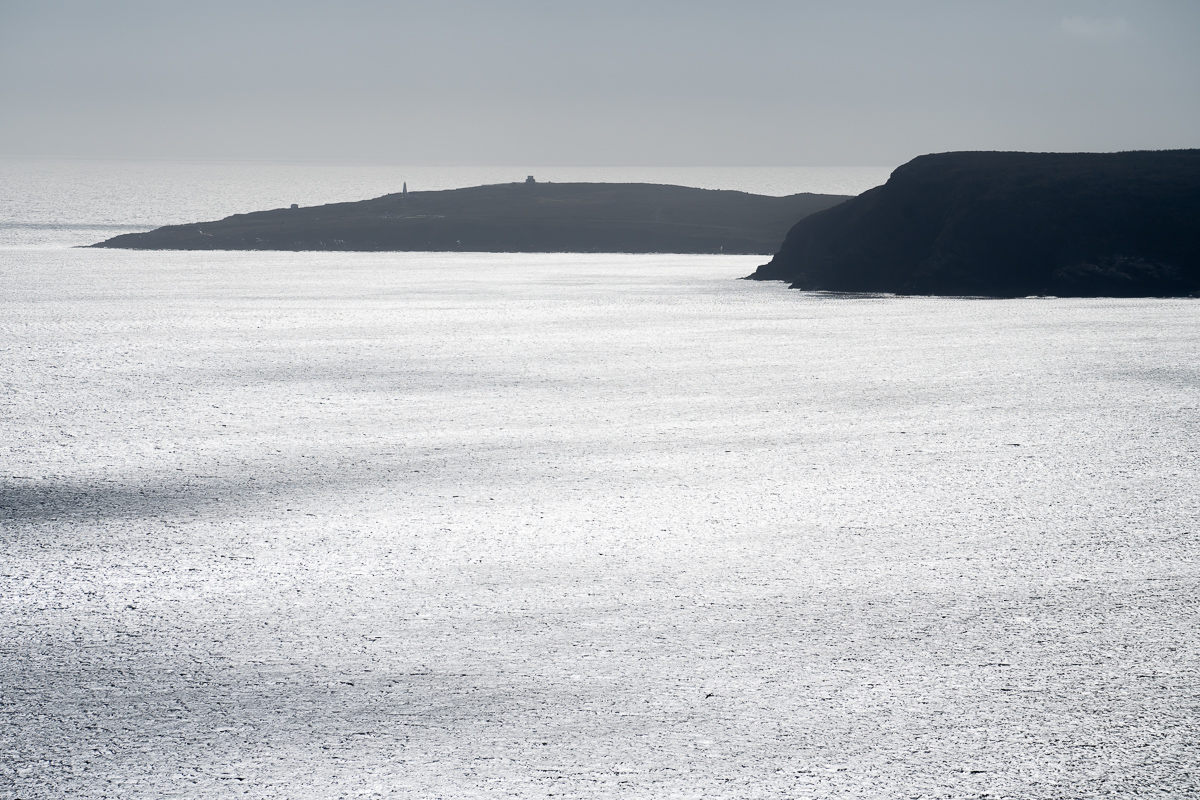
2,250,1198,798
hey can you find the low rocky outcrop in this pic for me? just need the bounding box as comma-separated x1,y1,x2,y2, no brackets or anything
747,150,1200,297
91,182,849,255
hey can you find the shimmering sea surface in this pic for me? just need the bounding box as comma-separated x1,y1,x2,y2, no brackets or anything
1,164,1198,799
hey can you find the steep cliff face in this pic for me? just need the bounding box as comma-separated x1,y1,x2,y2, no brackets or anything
91,183,849,255
748,150,1200,297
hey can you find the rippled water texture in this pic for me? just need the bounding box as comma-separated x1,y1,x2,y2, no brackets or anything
2,250,1197,798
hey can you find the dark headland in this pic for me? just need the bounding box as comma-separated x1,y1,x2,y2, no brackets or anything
747,150,1200,297
91,182,849,255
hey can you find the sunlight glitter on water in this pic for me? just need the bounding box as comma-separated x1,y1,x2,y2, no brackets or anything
3,249,1198,798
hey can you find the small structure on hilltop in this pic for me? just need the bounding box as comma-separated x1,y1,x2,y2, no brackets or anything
526,175,536,184
89,182,852,256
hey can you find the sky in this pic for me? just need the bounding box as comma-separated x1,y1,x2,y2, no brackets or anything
1,0,1197,165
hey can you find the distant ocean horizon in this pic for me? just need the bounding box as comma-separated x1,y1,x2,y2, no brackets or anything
0,159,894,249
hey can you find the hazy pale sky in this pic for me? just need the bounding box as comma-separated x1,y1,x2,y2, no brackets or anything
1,0,1197,165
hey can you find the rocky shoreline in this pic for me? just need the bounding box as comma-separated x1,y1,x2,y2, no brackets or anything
748,150,1200,297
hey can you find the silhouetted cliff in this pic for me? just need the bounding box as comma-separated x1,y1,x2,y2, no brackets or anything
747,150,1200,297
92,182,849,255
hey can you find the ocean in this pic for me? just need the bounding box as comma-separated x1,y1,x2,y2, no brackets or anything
2,161,1197,798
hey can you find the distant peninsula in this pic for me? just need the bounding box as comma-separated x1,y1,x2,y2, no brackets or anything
91,181,850,255
747,150,1200,297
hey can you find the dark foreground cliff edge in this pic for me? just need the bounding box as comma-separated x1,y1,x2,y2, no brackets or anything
747,150,1200,297
91,182,849,255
